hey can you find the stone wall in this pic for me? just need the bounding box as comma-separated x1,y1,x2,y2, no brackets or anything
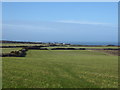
1,48,28,57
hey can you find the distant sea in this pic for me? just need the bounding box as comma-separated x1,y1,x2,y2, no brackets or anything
67,42,118,45
45,41,119,46
2,39,119,46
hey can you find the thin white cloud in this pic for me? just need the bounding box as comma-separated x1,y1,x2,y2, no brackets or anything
3,24,54,30
57,20,111,25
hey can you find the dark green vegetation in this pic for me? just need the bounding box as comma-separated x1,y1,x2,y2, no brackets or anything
3,50,118,88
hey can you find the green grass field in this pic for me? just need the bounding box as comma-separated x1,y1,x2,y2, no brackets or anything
2,50,118,88
44,46,118,49
1,43,43,46
1,48,21,53
1,43,118,49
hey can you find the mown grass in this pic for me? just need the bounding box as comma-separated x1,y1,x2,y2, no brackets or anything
2,50,118,88
1,48,22,53
1,43,43,46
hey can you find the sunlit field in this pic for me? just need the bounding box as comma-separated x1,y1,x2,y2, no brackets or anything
3,50,118,88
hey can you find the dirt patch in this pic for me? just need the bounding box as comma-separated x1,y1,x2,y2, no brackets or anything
95,50,120,56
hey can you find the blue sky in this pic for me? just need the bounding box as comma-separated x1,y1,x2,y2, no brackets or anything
2,2,118,43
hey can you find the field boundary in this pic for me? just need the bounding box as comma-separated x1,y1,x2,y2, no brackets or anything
1,48,28,57
1,46,120,57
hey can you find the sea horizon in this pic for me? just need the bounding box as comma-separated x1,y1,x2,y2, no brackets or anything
1,39,118,45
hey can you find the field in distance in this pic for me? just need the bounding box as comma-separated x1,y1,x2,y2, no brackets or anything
1,43,44,46
3,50,118,88
1,43,119,49
1,48,22,53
